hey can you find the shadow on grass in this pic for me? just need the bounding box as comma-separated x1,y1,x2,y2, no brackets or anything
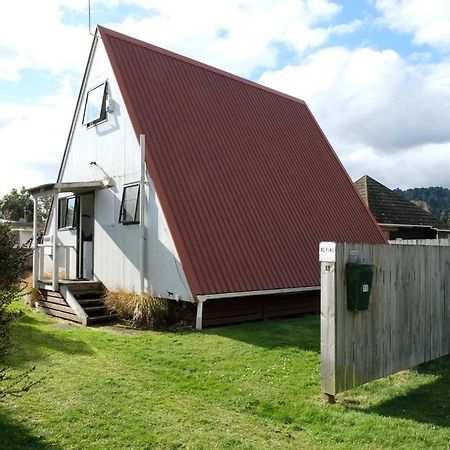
2,313,94,368
206,315,320,353
0,409,60,449
353,359,450,429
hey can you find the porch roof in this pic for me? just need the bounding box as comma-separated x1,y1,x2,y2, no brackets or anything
28,180,106,197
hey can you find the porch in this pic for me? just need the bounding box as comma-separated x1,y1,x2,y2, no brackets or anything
28,180,115,325
28,180,107,290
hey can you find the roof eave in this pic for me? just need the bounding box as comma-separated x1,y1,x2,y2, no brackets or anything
379,223,436,229
197,286,320,302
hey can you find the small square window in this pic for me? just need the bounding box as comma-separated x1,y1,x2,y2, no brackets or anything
119,184,140,225
83,82,108,126
58,196,77,229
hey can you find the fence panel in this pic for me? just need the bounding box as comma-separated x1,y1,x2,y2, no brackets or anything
321,242,450,396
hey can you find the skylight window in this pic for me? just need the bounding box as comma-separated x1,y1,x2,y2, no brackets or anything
83,82,108,126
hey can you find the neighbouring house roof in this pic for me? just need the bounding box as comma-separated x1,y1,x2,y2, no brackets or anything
354,175,448,229
0,219,33,230
98,26,385,296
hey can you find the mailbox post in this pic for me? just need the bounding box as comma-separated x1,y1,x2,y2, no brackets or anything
319,242,337,403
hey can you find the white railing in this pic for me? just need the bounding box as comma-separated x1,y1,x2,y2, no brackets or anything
36,244,78,285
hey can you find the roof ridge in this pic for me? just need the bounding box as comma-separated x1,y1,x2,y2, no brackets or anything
354,175,369,206
363,175,369,205
97,25,307,107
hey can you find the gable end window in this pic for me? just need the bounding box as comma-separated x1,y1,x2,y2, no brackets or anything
58,196,78,229
119,184,140,225
82,82,108,127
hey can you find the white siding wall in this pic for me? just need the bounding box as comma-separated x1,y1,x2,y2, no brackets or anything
44,38,193,301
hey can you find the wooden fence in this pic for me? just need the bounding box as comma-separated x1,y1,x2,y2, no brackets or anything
320,242,450,399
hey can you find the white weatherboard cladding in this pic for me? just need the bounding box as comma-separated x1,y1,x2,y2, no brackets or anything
45,38,193,301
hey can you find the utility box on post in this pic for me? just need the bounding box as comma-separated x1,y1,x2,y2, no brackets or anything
346,263,374,311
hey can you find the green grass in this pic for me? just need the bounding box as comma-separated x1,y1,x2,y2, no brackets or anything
0,307,449,450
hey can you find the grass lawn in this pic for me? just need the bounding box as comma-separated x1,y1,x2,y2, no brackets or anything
1,306,449,450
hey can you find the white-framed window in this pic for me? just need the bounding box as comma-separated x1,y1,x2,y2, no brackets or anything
82,82,108,126
58,196,77,229
119,184,140,225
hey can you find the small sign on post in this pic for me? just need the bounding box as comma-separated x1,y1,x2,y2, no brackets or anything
43,235,53,256
319,242,336,263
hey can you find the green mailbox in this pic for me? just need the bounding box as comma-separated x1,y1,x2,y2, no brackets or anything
346,263,374,311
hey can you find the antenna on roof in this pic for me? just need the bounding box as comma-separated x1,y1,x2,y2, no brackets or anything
88,0,95,37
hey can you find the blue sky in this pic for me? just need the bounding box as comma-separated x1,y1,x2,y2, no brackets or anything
1,0,450,196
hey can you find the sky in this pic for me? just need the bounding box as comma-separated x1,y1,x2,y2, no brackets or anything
1,0,449,197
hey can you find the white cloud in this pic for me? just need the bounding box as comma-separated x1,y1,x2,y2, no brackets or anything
342,142,450,189
0,0,355,80
331,19,363,35
0,78,76,196
2,0,449,196
0,1,91,81
259,46,450,187
375,0,450,50
1,0,362,198
104,0,349,76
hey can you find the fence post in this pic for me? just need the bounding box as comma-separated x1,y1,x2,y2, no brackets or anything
320,242,337,402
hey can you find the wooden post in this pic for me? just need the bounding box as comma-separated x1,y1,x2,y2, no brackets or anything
196,300,204,330
39,247,44,281
32,197,39,288
52,195,59,291
320,242,337,398
65,246,70,280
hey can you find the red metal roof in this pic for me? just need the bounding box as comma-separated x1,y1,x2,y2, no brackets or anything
99,26,386,296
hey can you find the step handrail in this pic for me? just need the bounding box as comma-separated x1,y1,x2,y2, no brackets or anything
59,285,89,326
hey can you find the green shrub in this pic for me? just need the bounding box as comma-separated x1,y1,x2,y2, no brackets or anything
0,223,27,355
0,288,22,355
0,223,37,400
103,289,171,330
0,222,27,290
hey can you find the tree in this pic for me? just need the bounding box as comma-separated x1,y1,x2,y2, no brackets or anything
0,222,27,355
0,188,32,222
0,187,50,223
412,200,431,213
0,223,38,398
38,195,52,222
440,211,450,224
395,186,450,219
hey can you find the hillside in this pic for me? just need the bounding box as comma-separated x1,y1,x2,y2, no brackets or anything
394,186,450,222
